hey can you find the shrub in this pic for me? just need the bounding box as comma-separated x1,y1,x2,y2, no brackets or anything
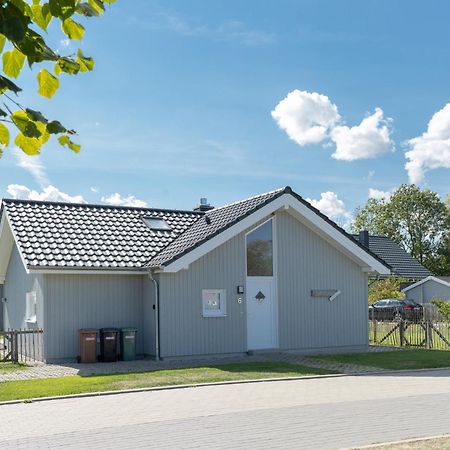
430,298,450,322
368,277,406,304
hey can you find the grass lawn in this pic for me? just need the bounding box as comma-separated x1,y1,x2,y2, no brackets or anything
0,362,28,374
0,361,334,402
310,349,450,370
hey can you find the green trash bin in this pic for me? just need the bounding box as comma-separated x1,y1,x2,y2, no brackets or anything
120,327,137,361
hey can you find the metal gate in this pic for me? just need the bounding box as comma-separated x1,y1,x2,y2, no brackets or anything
1,329,44,363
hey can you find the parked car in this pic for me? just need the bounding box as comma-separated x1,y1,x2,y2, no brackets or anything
369,299,423,321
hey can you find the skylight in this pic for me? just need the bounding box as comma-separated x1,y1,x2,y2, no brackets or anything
143,217,172,231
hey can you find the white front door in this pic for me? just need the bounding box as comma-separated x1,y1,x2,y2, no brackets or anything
246,218,278,350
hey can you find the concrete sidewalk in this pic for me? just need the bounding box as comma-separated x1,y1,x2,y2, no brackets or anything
0,368,449,449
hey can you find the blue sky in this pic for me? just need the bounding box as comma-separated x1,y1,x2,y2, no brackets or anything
1,0,450,224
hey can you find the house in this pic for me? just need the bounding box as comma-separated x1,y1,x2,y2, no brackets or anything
0,186,391,362
352,231,431,280
402,276,450,304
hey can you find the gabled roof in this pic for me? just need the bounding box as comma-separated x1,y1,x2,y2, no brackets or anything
148,187,391,274
402,275,450,293
0,187,391,275
147,188,284,268
351,234,431,280
0,199,202,270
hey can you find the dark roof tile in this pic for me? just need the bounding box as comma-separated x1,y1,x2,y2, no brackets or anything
351,234,431,279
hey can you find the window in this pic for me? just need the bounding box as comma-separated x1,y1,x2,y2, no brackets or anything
202,289,226,317
142,217,171,231
26,291,37,323
246,219,273,276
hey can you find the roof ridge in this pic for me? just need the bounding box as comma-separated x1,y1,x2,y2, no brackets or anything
206,186,288,214
1,198,204,215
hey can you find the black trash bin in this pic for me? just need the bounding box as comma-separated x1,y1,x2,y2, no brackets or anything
100,328,119,362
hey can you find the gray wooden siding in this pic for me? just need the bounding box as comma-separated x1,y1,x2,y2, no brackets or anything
159,210,369,357
143,276,156,356
405,280,450,303
276,211,368,350
159,232,247,358
3,244,44,331
0,284,3,330
44,274,145,360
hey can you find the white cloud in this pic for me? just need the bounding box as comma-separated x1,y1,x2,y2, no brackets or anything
306,191,351,222
101,193,148,208
13,149,49,187
141,11,276,46
405,102,450,184
271,90,340,146
60,38,71,48
90,187,99,194
7,184,86,203
330,108,394,161
368,188,392,201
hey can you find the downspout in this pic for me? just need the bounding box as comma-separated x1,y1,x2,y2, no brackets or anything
148,269,160,361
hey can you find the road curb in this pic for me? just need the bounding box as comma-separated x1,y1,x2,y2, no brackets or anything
346,432,450,449
0,365,449,406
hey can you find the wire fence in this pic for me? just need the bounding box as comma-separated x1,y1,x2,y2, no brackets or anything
369,304,450,350
0,329,44,363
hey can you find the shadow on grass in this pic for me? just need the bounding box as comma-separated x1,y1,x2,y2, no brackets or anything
76,361,335,379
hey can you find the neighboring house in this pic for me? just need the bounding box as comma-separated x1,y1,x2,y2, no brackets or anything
352,231,431,280
402,276,450,304
0,187,390,361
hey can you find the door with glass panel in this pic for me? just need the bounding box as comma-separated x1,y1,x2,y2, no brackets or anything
246,218,278,350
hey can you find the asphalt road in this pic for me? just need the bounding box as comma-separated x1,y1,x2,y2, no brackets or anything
1,369,450,449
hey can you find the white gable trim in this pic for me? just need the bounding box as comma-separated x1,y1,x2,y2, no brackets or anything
402,276,450,293
0,211,22,283
160,193,391,275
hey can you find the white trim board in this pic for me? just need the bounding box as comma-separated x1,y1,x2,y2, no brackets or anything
0,212,16,282
402,276,450,292
161,193,391,275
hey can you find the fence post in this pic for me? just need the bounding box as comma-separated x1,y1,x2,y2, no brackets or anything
373,319,378,344
12,330,18,363
399,320,405,347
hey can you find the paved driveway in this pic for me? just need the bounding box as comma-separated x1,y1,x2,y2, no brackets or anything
1,369,450,449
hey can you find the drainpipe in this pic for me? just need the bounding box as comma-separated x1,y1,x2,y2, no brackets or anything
148,270,160,361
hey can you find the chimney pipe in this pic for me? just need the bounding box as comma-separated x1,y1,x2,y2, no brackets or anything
193,198,214,212
359,230,370,248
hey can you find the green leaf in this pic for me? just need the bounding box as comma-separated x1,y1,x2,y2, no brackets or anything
47,120,67,134
0,35,5,53
61,18,85,40
76,3,100,17
87,0,105,14
15,29,58,66
0,75,22,94
76,49,94,72
55,57,80,75
26,108,48,123
15,132,42,155
31,3,52,31
2,49,26,78
11,110,41,138
0,123,10,147
58,134,80,153
48,0,76,20
37,69,59,98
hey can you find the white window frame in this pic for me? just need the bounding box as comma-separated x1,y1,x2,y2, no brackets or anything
202,289,227,317
25,291,37,323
